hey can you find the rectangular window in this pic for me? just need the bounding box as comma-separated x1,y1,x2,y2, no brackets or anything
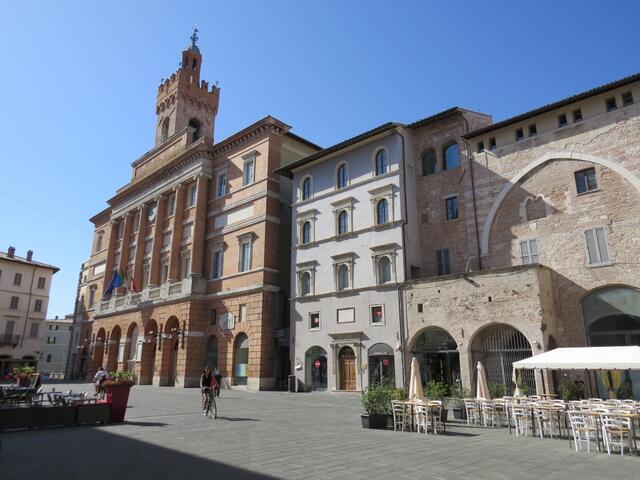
88,287,96,308
210,309,217,326
489,137,497,150
144,239,153,256
605,97,617,111
36,277,45,289
436,249,451,276
187,184,197,208
572,108,583,122
216,171,228,197
162,232,172,249
212,250,223,279
167,194,176,217
238,304,246,322
528,124,537,136
160,261,169,283
34,299,43,312
337,307,355,324
10,296,19,309
46,354,52,363
14,273,22,285
182,223,193,240
95,233,104,252
128,245,137,262
4,320,15,336
370,305,385,326
309,312,320,330
142,264,150,288
181,254,191,279
47,336,56,344
445,196,459,221
239,241,252,272
558,113,568,127
575,168,598,194
243,157,255,186
417,304,423,313
622,91,634,107
520,239,540,264
30,322,39,338
515,128,524,141
476,141,485,153
585,227,611,265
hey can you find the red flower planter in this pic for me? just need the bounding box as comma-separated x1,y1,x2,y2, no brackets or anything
104,384,132,422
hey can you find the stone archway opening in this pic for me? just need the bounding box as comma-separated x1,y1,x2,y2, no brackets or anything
233,333,249,386
368,343,395,387
139,320,158,385
160,316,180,387
411,327,460,391
305,346,327,391
106,325,121,372
471,324,534,396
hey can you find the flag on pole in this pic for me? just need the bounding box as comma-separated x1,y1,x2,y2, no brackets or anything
103,269,125,297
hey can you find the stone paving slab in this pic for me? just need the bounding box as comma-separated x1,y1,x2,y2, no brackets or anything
1,383,639,479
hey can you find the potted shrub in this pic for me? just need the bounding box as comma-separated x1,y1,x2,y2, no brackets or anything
103,370,134,422
424,381,449,420
361,383,407,429
13,366,35,387
488,382,505,399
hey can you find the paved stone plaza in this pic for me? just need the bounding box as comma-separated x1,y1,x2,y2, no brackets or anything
1,385,639,479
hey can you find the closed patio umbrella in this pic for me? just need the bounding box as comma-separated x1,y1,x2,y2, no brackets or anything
476,361,489,399
409,357,424,400
512,367,522,397
534,369,544,396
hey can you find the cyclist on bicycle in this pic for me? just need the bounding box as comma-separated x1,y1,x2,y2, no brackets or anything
200,366,218,417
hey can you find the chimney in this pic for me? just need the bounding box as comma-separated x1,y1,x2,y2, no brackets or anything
7,246,15,258
26,250,33,262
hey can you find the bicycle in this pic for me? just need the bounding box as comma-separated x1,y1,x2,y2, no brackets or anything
201,387,217,419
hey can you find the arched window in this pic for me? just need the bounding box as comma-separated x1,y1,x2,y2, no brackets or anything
375,149,388,176
338,210,348,235
337,163,348,189
301,271,311,296
234,333,249,386
161,117,170,142
302,221,312,244
337,264,349,290
302,177,312,201
378,256,391,284
376,199,389,225
442,142,460,170
422,149,437,176
189,119,201,142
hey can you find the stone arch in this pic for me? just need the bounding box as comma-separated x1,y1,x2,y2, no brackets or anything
233,332,249,386
480,152,640,255
106,325,121,372
90,328,107,374
305,346,328,391
159,316,180,387
139,319,158,385
410,326,460,388
122,322,140,370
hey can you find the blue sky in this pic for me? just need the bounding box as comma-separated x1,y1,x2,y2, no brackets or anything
1,1,639,318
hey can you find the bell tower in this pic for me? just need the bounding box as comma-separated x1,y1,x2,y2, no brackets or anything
154,27,220,146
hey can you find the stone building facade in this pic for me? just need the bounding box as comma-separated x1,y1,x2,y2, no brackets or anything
70,34,319,389
405,74,640,397
40,315,73,378
0,247,58,374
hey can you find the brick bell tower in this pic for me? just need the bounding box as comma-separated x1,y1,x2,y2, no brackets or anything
154,27,220,146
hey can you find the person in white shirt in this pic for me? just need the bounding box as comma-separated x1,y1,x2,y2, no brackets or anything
93,367,108,395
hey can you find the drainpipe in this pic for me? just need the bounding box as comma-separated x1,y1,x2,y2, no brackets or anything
460,116,483,270
392,129,408,389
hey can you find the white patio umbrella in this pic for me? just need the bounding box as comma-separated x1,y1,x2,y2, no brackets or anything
408,357,424,400
476,361,490,399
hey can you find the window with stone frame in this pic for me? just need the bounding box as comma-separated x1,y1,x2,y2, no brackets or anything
95,231,104,252
142,263,151,288
442,142,460,170
370,244,398,286
237,233,255,273
331,197,354,237
34,299,43,312
575,168,598,194
525,196,547,221
422,149,437,176
238,304,247,322
520,239,540,264
370,305,385,326
37,277,46,289
243,154,256,186
300,271,312,296
211,243,225,279
160,259,170,283
14,273,22,285
445,196,459,221
336,163,349,189
187,183,197,208
337,210,349,235
374,148,388,176
297,209,318,246
10,296,19,309
369,185,394,227
302,221,312,244
88,286,96,308
332,253,354,292
181,252,191,279
216,169,228,197
301,176,313,201
162,232,172,249
166,194,176,217
309,312,321,331
296,261,317,297
585,227,611,266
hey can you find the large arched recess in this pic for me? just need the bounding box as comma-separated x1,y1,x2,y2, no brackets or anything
481,152,640,256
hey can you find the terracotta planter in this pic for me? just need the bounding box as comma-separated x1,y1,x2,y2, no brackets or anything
104,383,132,422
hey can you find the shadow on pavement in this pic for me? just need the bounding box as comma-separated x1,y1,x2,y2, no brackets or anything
215,416,260,422
1,426,276,480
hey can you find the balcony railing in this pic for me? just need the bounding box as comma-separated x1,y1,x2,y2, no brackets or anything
95,276,206,316
0,334,20,347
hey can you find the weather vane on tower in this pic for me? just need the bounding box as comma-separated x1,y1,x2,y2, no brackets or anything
190,25,199,47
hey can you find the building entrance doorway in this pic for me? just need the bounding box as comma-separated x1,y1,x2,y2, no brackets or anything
368,343,395,387
305,346,327,391
412,327,460,390
338,346,356,391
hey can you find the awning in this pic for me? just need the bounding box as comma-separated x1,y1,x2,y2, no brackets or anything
513,346,640,370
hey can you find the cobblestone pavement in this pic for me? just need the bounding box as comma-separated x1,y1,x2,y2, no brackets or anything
1,384,639,479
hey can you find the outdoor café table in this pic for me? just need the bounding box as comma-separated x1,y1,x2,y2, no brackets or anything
426,402,446,434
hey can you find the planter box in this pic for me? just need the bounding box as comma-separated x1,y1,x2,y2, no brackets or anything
105,384,132,422
452,407,466,420
37,406,76,428
76,403,111,425
361,414,388,429
0,407,38,431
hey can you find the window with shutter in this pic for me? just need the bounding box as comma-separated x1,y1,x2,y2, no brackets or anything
520,239,539,264
585,227,611,265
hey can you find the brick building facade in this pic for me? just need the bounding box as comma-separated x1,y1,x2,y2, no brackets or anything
70,33,319,389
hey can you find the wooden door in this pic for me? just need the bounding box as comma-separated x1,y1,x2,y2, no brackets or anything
339,347,356,391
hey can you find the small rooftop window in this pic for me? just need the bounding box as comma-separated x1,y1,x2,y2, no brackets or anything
558,113,568,127
605,97,617,112
515,128,524,141
622,91,634,107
